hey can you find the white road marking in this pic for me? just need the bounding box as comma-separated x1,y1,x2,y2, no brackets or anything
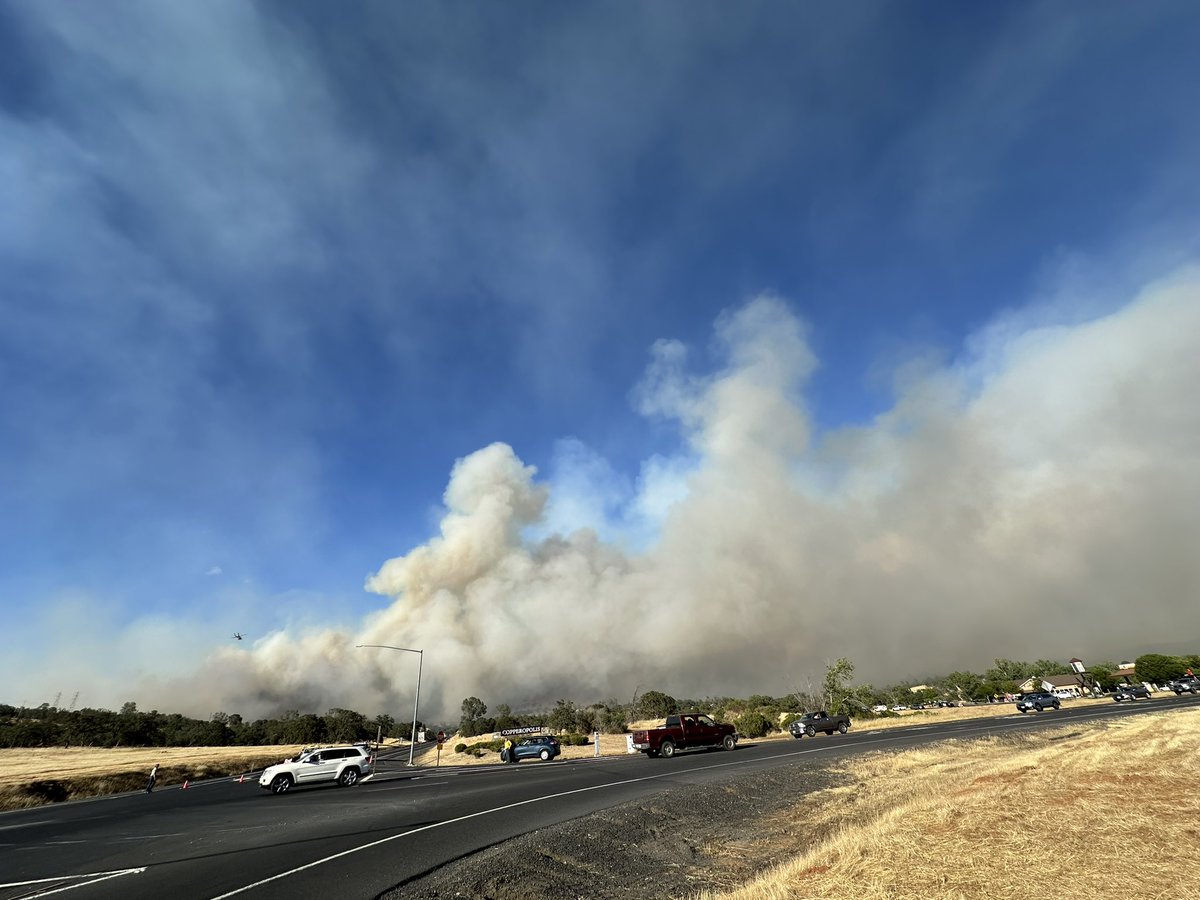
0,867,146,898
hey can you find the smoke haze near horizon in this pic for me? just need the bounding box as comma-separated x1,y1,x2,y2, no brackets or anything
145,268,1200,721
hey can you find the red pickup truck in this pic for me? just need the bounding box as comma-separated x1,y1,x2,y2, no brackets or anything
631,713,738,758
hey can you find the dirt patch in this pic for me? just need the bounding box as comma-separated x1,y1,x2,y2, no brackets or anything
384,760,848,900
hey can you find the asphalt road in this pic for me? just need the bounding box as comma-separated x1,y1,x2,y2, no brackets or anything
2,694,1196,899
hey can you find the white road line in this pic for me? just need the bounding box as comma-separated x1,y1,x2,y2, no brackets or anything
0,867,146,897
0,819,60,831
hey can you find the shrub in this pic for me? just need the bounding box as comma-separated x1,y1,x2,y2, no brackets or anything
454,743,467,754
734,710,772,738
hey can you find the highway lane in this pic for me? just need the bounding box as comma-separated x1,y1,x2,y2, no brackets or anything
2,693,1196,899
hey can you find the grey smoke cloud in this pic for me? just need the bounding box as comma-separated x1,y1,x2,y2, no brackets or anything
176,270,1200,720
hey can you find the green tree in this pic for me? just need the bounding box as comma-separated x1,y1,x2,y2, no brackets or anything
635,690,678,720
548,699,577,733
822,658,861,714
1031,659,1072,676
985,659,1036,683
598,705,627,734
941,671,984,701
459,697,487,737
324,708,369,743
1086,665,1117,691
1134,653,1187,685
492,704,516,732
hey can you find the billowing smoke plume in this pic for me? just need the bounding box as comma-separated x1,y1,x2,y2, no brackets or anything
174,270,1200,720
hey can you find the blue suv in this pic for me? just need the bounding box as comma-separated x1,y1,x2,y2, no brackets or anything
509,735,561,762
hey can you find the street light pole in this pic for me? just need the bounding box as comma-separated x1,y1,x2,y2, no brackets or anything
356,644,424,767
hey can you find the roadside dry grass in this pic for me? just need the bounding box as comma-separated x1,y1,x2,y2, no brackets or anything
0,744,308,810
695,708,1200,900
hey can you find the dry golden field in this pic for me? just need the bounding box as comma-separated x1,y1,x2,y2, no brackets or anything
0,744,308,810
695,707,1200,900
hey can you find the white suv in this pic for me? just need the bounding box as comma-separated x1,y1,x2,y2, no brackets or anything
258,745,373,794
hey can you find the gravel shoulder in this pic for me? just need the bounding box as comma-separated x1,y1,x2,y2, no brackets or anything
385,758,846,899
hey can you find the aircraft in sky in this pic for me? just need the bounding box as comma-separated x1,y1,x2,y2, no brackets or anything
232,632,244,641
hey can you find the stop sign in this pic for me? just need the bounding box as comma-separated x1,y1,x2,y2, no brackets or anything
436,730,446,745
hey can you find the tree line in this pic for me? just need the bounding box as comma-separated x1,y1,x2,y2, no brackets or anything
0,702,406,749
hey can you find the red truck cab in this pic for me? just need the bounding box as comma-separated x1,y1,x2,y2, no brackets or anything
631,713,738,758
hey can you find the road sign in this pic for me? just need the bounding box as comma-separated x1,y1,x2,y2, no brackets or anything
436,730,446,745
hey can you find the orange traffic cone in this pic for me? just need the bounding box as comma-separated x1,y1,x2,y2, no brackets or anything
181,780,189,790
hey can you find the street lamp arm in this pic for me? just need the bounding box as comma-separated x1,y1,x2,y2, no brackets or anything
356,644,424,767
356,644,422,655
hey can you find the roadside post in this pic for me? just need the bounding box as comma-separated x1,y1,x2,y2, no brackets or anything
436,730,446,767
594,730,601,757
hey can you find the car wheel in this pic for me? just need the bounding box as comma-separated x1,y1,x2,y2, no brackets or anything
338,768,359,787
539,749,551,761
1034,704,1042,712
660,740,676,759
270,774,293,795
722,734,736,751
1053,702,1060,710
838,722,849,734
805,725,816,737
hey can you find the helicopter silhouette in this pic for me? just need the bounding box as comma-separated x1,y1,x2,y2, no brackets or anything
232,632,244,641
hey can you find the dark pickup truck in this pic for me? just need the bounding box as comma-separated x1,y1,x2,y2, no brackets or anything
788,710,851,738
631,713,738,758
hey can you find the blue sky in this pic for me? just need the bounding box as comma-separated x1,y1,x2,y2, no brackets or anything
2,2,1199,717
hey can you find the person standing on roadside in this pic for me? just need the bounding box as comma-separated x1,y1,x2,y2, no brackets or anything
502,738,514,763
146,763,159,793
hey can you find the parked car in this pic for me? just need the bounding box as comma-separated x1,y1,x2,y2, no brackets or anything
871,705,888,713
508,735,561,762
258,745,372,794
1053,690,1075,700
1015,692,1060,713
1113,684,1152,702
